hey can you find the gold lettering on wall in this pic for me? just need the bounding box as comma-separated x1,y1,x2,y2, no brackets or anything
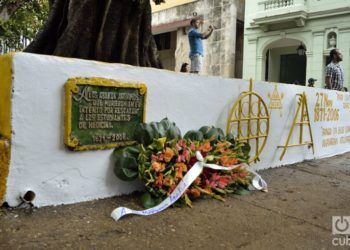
314,92,340,122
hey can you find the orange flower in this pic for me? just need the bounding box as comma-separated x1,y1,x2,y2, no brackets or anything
167,184,177,195
152,161,165,172
194,177,201,185
220,155,238,167
155,173,163,187
199,141,212,153
190,188,201,198
216,141,228,149
164,147,175,162
163,176,175,187
174,163,187,179
174,162,187,171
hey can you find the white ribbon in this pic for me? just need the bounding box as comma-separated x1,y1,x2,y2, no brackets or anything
111,151,267,221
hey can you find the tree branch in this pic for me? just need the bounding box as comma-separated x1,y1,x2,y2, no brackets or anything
0,0,31,22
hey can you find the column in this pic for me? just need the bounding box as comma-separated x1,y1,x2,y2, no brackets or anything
310,31,324,88
243,37,258,80
338,28,350,89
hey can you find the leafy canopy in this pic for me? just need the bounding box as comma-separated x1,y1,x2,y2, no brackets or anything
0,0,49,51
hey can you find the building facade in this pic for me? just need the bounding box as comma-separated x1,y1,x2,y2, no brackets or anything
152,0,245,78
243,0,350,88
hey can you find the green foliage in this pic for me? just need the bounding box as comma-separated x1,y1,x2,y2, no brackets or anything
134,118,182,146
113,145,141,181
184,130,204,141
198,126,225,142
0,0,49,52
234,187,251,196
140,192,162,209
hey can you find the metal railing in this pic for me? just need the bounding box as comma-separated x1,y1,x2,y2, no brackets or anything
262,0,294,10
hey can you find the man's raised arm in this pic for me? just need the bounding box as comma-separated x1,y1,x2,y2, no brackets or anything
202,25,214,39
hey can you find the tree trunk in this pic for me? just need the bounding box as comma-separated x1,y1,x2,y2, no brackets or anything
24,0,162,68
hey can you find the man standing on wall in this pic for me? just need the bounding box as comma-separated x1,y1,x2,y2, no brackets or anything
188,18,214,74
325,49,344,90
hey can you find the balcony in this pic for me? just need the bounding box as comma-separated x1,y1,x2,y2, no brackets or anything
260,0,296,11
252,0,308,31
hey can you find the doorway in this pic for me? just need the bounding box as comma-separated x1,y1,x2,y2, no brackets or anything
280,54,306,85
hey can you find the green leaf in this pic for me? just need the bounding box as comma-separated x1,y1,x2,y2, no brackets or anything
198,126,222,142
159,118,171,137
213,187,227,194
217,128,225,141
166,123,182,140
199,126,211,135
184,194,193,208
184,130,204,141
113,145,141,181
135,123,155,145
234,188,251,196
212,194,226,202
150,122,161,138
226,133,236,145
134,118,182,146
159,118,181,140
140,192,156,209
121,168,138,179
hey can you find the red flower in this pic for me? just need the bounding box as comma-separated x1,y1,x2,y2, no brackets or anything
217,176,231,189
190,142,196,151
205,173,232,189
182,149,190,162
188,156,198,167
176,154,186,163
175,139,187,151
239,172,249,178
151,154,158,161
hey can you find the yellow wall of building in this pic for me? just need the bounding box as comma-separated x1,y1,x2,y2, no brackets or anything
151,0,197,12
0,54,13,204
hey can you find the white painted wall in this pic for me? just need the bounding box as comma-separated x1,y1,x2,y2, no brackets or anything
5,53,350,207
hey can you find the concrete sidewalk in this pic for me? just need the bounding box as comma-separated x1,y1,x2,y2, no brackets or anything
1,153,350,249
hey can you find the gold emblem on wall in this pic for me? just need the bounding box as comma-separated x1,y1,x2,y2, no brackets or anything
268,84,284,117
278,92,314,160
226,79,270,163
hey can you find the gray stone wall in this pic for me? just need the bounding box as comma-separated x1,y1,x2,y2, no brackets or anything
152,0,245,77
